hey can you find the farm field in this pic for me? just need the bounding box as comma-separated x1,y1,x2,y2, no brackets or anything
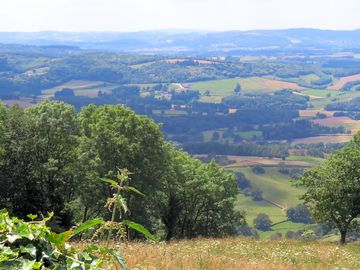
42,80,117,97
115,238,360,270
224,155,316,168
308,90,360,109
0,98,35,108
312,116,360,134
326,73,360,90
190,77,305,98
291,134,353,145
299,109,334,117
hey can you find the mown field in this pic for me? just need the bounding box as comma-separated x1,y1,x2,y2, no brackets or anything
190,77,305,98
41,80,117,98
110,238,360,270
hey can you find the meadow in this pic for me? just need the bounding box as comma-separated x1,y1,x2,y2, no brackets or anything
112,238,360,270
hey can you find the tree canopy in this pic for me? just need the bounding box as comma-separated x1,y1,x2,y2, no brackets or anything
0,101,243,240
298,134,360,244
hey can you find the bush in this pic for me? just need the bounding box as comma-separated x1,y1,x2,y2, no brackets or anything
253,213,272,231
250,188,263,201
235,172,252,190
252,165,265,174
286,204,312,224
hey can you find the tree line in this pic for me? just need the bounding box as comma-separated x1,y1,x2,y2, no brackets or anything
0,101,244,240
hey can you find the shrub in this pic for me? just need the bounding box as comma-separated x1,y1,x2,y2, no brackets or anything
250,188,263,201
286,204,312,224
252,165,265,174
253,213,272,231
235,172,251,190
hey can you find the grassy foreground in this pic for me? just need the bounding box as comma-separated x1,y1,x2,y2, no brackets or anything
102,238,360,270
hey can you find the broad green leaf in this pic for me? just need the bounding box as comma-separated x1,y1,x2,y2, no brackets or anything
122,220,156,241
27,214,37,220
20,259,36,270
7,234,21,243
127,186,144,196
20,245,37,258
47,230,73,249
108,248,128,270
100,178,118,186
71,218,103,238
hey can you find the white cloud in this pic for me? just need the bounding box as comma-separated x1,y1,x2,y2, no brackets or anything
0,0,359,31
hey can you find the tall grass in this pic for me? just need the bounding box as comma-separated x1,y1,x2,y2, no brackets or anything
101,238,360,270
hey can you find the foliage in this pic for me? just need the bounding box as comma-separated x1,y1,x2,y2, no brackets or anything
286,204,312,224
253,213,272,231
298,134,360,244
94,169,155,243
158,146,245,240
252,165,265,175
0,209,127,270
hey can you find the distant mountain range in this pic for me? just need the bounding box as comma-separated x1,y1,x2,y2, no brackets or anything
0,29,360,54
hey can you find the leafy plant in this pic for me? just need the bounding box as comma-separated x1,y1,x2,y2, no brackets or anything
94,169,156,243
0,209,128,269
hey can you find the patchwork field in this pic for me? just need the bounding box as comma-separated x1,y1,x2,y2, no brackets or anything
327,73,360,90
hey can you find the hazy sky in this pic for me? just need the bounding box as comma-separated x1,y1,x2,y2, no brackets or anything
1,0,359,32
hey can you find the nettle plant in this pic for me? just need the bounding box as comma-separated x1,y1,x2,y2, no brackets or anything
0,169,154,270
94,169,155,244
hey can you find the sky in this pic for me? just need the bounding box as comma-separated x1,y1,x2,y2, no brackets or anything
0,0,359,32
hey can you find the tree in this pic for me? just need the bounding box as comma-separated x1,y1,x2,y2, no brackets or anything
158,146,244,240
253,213,272,231
234,83,241,95
235,172,251,190
211,131,220,141
250,188,263,201
0,102,79,228
286,204,312,224
77,104,167,227
252,165,265,174
298,137,360,244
